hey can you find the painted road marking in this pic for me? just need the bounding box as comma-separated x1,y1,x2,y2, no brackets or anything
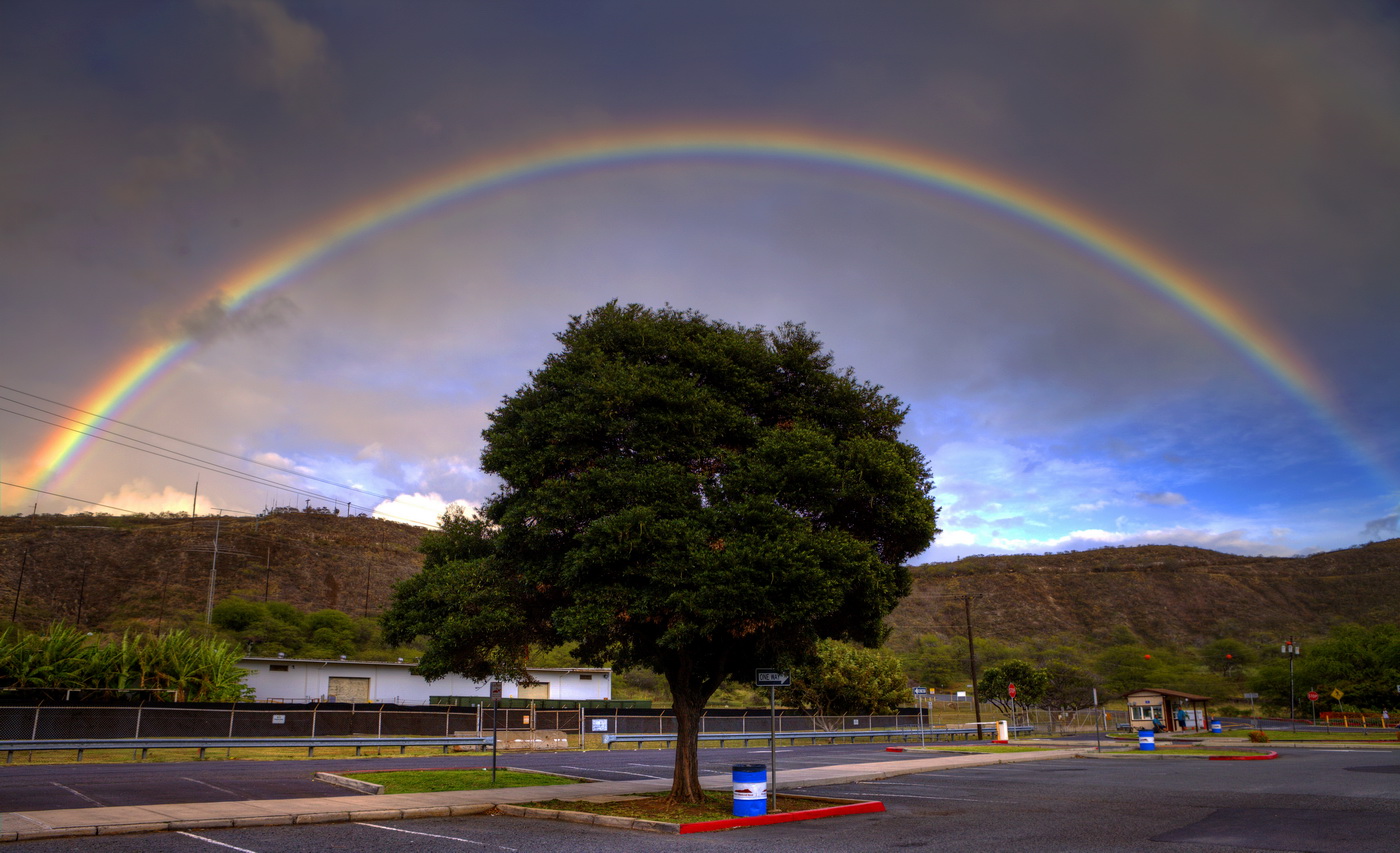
48,782,102,806
357,822,517,850
176,831,261,853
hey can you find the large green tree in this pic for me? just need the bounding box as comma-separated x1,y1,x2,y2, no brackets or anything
780,638,910,720
382,303,938,801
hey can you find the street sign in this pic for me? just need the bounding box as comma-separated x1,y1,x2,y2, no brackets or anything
755,669,791,687
912,686,928,695
1008,683,1017,699
1330,688,1344,701
1307,691,1319,702
490,681,502,699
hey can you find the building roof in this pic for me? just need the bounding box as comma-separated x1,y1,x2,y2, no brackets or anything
240,656,609,674
1122,687,1212,701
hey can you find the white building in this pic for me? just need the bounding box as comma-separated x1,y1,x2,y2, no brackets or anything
238,656,612,705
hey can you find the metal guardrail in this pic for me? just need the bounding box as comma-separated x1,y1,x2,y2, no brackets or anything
602,725,1034,749
0,735,495,763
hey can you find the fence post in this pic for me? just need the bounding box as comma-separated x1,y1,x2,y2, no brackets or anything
134,702,144,739
31,703,41,740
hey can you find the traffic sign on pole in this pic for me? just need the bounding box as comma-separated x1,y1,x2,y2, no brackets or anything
1008,683,1017,699
1307,691,1319,702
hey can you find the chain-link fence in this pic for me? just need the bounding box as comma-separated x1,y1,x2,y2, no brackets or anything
1,702,1122,746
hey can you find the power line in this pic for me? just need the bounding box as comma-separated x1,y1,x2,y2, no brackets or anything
0,480,140,516
0,405,435,528
0,386,400,501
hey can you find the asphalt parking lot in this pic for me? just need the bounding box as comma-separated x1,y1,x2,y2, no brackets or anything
4,742,1399,851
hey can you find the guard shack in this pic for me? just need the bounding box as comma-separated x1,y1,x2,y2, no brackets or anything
1124,688,1211,732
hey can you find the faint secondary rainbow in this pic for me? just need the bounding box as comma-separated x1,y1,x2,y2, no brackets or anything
19,125,1385,496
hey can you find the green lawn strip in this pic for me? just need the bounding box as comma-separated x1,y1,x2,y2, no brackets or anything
910,744,1049,753
519,791,829,824
341,768,583,794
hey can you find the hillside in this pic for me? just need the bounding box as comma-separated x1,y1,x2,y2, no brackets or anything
0,510,426,631
4,511,1398,649
887,540,1400,650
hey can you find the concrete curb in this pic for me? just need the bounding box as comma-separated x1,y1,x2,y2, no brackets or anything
314,772,385,795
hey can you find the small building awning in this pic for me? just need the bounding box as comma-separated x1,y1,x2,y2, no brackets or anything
1121,688,1211,702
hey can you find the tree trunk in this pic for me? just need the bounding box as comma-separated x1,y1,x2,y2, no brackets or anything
665,663,724,803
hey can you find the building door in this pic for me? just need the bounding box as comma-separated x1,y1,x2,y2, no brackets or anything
519,681,550,700
328,676,371,703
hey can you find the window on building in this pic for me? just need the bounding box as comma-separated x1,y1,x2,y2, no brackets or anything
270,664,289,672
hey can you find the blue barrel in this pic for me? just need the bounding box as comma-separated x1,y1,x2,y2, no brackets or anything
731,764,767,817
1210,720,1223,734
1138,730,1156,751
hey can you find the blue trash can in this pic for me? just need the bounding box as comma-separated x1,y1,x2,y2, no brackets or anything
731,764,767,817
1210,720,1223,734
1138,730,1155,751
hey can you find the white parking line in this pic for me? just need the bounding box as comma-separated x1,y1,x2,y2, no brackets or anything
357,822,518,850
176,831,260,852
823,790,989,803
182,777,242,797
49,781,102,806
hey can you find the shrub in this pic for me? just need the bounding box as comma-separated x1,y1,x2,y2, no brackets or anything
1248,730,1270,743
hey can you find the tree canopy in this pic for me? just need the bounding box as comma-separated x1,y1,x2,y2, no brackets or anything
382,303,938,800
780,638,910,719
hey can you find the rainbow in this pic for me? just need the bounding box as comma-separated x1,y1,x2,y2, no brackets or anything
16,125,1385,495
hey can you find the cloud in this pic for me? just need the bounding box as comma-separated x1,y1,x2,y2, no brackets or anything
165,294,297,343
113,125,240,204
1360,514,1398,540
372,492,476,528
70,479,212,516
1137,491,1188,507
199,0,336,113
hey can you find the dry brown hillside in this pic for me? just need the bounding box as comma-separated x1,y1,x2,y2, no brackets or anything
888,539,1400,649
5,511,1398,648
0,511,425,631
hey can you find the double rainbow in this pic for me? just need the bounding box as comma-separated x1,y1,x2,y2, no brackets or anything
17,125,1384,497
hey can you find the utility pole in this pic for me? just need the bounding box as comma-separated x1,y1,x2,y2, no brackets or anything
964,595,982,727
11,548,29,622
205,518,221,623
1282,638,1301,733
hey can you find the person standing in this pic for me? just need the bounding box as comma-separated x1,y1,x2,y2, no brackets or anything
1176,706,1188,731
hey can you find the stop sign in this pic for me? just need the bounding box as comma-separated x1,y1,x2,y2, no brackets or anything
1307,691,1319,702
1008,683,1017,699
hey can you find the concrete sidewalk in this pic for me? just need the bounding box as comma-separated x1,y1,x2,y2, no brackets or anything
0,748,1088,842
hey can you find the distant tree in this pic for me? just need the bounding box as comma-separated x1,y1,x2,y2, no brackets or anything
1199,638,1251,679
977,659,1049,717
382,303,938,802
1248,624,1400,712
902,635,967,689
781,638,910,719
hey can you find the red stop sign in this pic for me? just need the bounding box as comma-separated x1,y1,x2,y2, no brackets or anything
1307,691,1319,702
1008,683,1017,699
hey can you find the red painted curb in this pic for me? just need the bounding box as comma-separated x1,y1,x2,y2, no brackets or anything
1209,751,1278,761
885,746,905,752
677,800,886,834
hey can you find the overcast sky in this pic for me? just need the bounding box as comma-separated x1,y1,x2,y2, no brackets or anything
2,0,1397,561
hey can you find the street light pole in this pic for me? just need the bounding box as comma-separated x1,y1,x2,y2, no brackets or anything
1281,639,1301,733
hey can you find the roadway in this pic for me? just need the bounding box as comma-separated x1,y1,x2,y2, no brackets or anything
3,736,1398,851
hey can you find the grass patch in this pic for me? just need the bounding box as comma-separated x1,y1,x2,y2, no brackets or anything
341,768,582,794
521,791,829,823
910,744,1048,753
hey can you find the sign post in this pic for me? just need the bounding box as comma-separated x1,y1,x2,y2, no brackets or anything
913,687,928,747
489,681,502,786
755,669,791,812
1307,690,1319,725
1008,683,1017,733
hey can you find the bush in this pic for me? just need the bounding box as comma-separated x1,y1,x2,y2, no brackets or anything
1248,730,1270,743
